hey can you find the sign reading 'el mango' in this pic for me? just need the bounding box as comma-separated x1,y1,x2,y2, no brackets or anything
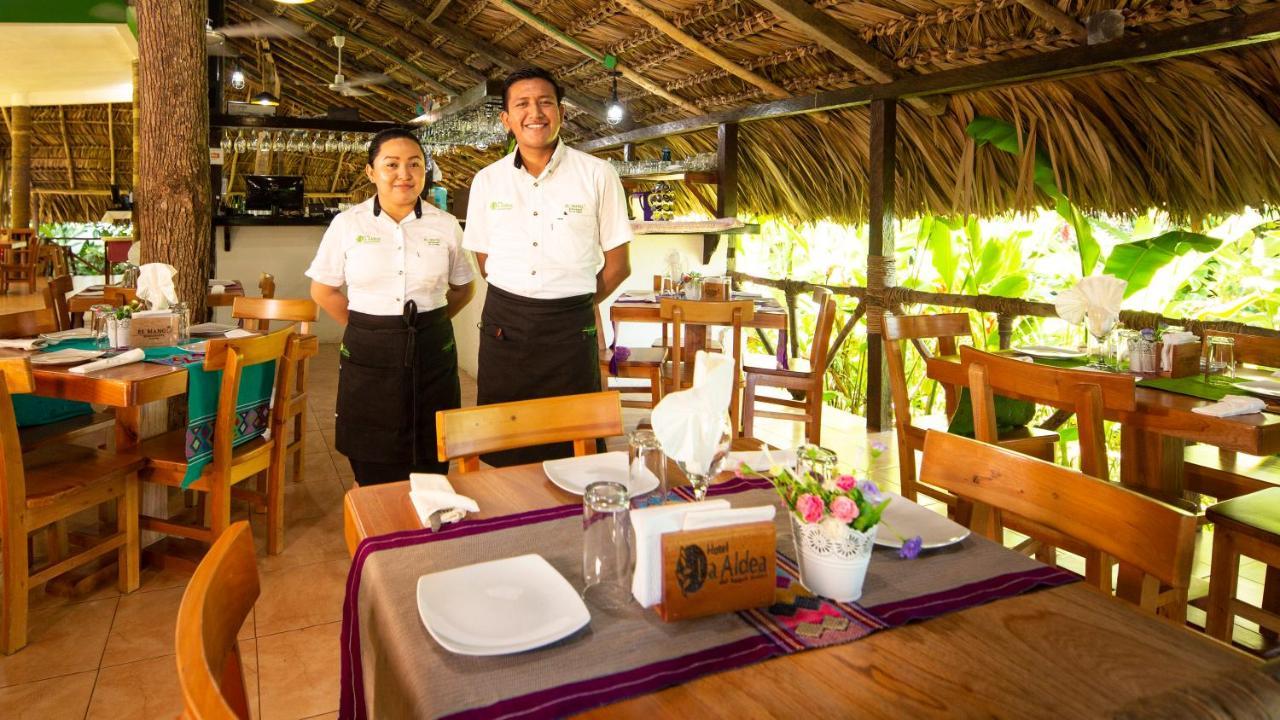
657,522,776,622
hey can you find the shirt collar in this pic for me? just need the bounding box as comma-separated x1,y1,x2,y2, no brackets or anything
372,195,423,221
512,138,564,179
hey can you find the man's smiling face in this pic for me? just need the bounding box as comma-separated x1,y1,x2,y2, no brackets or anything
501,78,562,151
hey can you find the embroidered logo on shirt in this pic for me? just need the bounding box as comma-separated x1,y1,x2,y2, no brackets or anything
426,237,442,246
489,201,514,211
564,203,586,214
355,235,382,244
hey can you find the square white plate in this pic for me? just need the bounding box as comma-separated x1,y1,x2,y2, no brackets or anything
873,492,970,550
1236,380,1280,400
30,349,105,365
416,554,590,656
542,451,657,496
1014,345,1086,359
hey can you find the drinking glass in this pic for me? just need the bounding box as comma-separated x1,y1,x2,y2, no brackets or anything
1084,310,1116,370
795,444,838,486
310,134,326,153
89,305,112,349
219,131,232,155
324,132,339,153
286,131,303,153
629,430,666,507
1203,336,1236,385
582,481,632,610
674,413,733,501
233,131,247,154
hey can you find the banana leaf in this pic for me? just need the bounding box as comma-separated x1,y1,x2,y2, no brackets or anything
1102,230,1221,297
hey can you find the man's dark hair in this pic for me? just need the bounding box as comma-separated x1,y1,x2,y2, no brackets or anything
502,68,563,110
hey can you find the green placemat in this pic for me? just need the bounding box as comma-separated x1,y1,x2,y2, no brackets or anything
948,387,1036,437
1136,375,1247,402
1031,356,1089,369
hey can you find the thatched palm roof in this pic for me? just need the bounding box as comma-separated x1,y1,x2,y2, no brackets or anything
4,0,1280,224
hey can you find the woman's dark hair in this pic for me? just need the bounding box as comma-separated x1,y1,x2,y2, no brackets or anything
366,127,425,167
502,68,563,110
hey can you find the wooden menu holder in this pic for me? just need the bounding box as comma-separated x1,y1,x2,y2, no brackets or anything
1157,341,1200,378
656,521,776,622
127,314,180,348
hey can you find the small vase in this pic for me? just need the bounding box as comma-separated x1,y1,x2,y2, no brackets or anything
790,515,877,602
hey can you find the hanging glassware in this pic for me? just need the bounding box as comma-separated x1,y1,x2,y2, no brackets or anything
310,133,326,153
324,132,339,153
286,130,303,153
272,131,286,152
233,130,247,154
219,130,232,155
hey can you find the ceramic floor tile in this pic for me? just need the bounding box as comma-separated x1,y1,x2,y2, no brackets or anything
100,586,184,668
243,638,261,719
254,558,350,637
254,507,349,574
289,450,338,484
0,597,117,688
303,429,327,453
284,478,346,521
0,669,96,720
256,622,341,720
86,654,182,720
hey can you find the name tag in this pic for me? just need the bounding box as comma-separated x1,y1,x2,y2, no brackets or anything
355,235,382,244
564,203,586,215
425,237,442,247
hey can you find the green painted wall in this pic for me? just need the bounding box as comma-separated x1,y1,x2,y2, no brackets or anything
0,0,127,24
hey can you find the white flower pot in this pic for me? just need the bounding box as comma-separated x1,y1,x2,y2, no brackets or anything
791,515,877,602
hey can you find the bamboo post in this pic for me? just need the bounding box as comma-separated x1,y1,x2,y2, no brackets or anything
10,105,32,228
864,98,897,431
997,313,1015,349
107,103,116,188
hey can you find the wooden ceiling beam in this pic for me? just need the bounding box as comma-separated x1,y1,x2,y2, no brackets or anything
576,6,1280,151
1015,0,1088,42
319,0,484,85
491,0,704,116
748,0,948,116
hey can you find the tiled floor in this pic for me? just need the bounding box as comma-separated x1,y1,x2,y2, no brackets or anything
0,279,1274,718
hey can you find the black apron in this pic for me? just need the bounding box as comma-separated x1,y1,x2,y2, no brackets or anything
335,303,459,472
477,284,600,466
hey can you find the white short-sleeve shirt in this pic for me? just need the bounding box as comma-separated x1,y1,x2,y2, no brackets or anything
306,197,474,315
463,140,632,299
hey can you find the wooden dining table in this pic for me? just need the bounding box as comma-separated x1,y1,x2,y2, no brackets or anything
343,442,1259,717
925,353,1280,499
67,280,246,313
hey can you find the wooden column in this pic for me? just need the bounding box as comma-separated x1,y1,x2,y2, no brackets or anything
864,99,896,431
132,60,141,240
706,122,738,266
136,0,212,319
10,106,32,228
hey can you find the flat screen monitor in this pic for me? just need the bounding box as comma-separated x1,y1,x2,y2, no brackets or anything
244,175,304,213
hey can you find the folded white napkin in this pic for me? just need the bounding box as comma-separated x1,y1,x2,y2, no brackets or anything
224,328,256,339
631,499,730,607
0,338,46,350
1160,331,1199,371
208,279,235,287
408,473,479,529
681,505,776,531
136,263,179,310
1054,276,1127,336
69,348,145,374
726,449,796,473
651,350,735,471
1192,395,1267,417
210,285,226,295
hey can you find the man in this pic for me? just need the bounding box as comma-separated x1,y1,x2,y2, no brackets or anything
464,67,632,466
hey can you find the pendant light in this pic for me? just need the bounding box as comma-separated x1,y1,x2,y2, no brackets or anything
251,91,280,106
605,72,624,126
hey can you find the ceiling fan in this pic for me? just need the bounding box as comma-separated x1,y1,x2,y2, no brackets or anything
205,17,302,58
322,36,391,97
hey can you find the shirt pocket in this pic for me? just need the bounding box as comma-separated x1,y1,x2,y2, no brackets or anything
407,242,451,295
546,213,599,267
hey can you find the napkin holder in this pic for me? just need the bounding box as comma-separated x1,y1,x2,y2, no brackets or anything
127,314,180,348
1156,341,1199,378
656,521,776,622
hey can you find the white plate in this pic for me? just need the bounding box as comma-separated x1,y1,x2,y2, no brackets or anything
416,554,590,656
30,349,105,365
542,451,658,497
1236,380,1280,400
1014,345,1086,359
38,328,96,343
873,492,971,550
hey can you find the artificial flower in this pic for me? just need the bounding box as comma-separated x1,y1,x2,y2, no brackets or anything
899,535,924,560
819,516,849,540
795,493,824,524
869,439,888,456
830,495,858,523
836,474,856,491
858,479,885,504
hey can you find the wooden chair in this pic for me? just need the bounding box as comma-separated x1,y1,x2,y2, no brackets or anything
175,521,258,720
659,299,754,434
921,430,1197,622
231,297,317,485
1205,487,1280,646
600,346,667,409
102,286,138,307
437,391,624,473
139,327,295,554
0,356,143,653
102,237,134,285
883,313,1057,509
41,274,74,331
0,229,41,294
1185,330,1280,501
741,288,838,445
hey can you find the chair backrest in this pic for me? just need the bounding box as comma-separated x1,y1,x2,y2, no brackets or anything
231,297,317,335
806,288,838,369
658,299,755,392
960,346,1135,480
883,312,973,431
0,357,35,518
175,521,258,720
2,229,39,265
42,274,74,331
102,286,137,307
1202,329,1279,369
258,272,276,299
202,327,296,473
437,391,624,473
0,307,58,338
921,430,1197,614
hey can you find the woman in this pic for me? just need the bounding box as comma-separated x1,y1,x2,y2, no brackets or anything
306,128,474,485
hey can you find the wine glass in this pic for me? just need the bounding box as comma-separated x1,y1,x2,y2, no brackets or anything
272,131,286,152
219,130,232,155
1084,310,1116,370
233,130,247,154
675,413,733,501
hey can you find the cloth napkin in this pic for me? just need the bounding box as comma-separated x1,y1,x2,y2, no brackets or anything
681,505,776,531
210,286,226,295
408,473,479,530
69,348,145,374
1054,276,1127,337
651,350,735,472
1160,331,1199,371
136,263,179,310
225,328,256,339
1192,395,1267,417
0,338,46,350
630,499,730,607
726,448,796,473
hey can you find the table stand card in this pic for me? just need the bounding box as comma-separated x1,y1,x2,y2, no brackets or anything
657,521,776,622
127,314,180,348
